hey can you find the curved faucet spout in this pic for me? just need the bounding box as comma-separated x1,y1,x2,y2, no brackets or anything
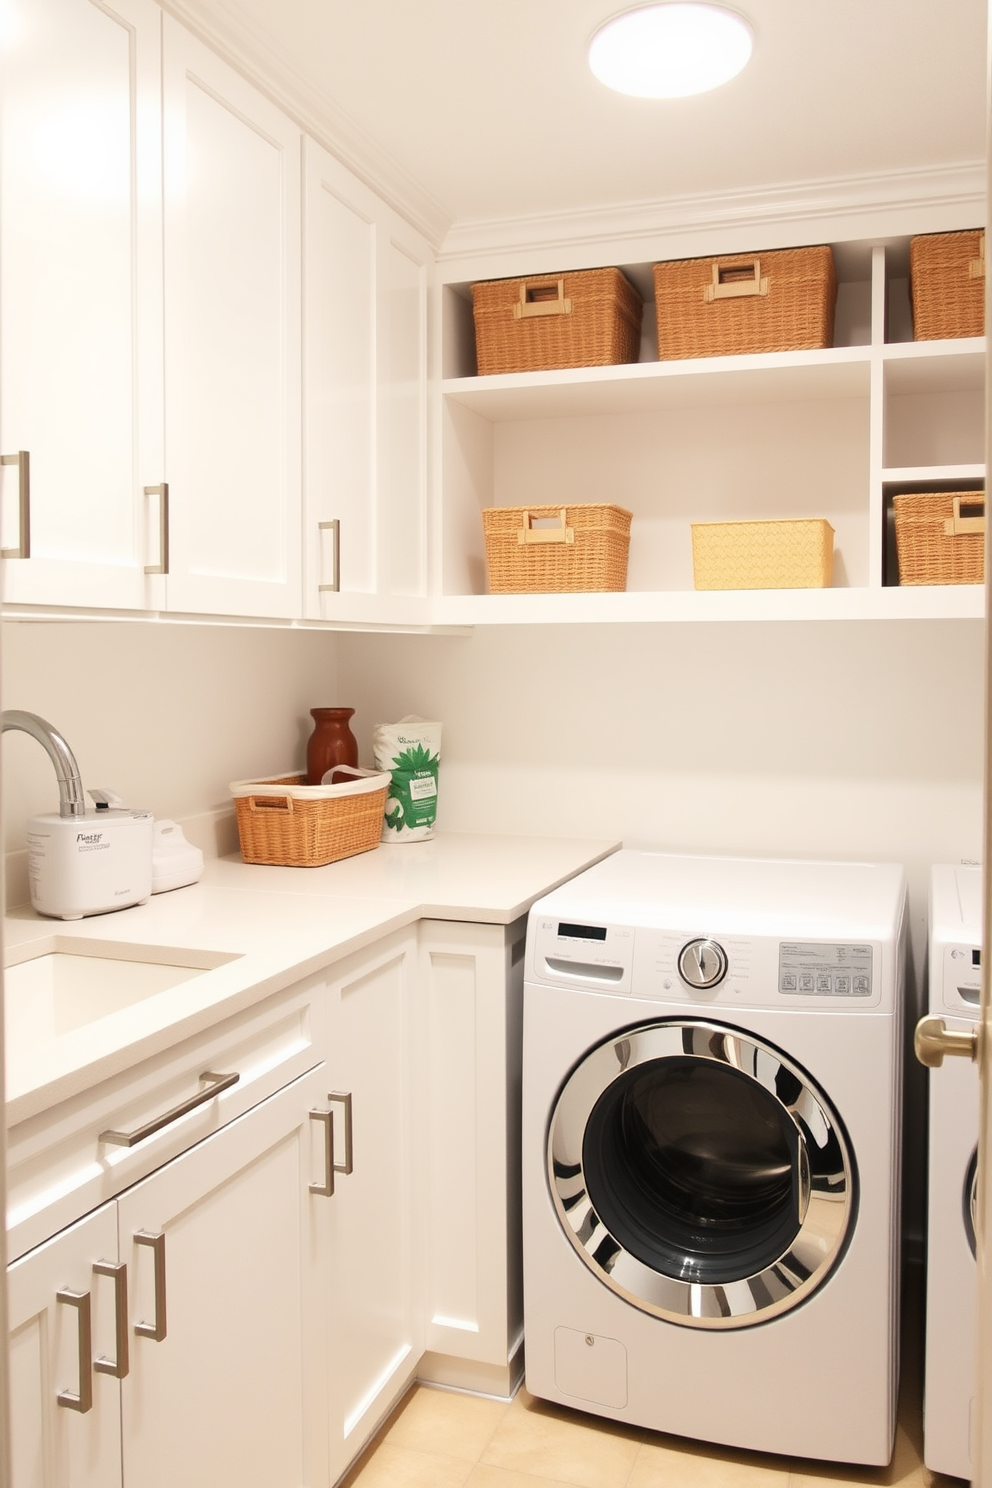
2,709,86,819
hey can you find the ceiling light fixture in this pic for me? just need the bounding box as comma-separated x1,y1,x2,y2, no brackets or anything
588,3,753,98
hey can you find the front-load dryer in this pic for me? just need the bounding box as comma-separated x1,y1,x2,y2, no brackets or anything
522,849,907,1466
923,862,981,1480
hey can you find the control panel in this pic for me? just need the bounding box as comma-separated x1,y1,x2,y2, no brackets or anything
530,916,634,991
943,941,982,1014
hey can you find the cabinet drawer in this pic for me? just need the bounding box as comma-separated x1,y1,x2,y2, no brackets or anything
7,971,327,1261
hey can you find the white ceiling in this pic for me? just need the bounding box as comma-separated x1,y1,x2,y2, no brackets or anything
174,0,988,246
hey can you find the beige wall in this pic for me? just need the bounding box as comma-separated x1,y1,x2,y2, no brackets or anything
1,619,340,855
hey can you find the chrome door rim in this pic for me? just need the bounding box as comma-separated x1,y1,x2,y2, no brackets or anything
547,1019,856,1330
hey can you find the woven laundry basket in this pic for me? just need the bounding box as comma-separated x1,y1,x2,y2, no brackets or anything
910,231,985,340
482,503,632,593
691,519,834,590
654,245,837,360
230,767,390,867
471,268,643,375
892,492,985,585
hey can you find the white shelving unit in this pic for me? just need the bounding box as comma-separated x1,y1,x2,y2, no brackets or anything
435,239,986,624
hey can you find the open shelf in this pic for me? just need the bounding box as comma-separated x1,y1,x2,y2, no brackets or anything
436,237,986,622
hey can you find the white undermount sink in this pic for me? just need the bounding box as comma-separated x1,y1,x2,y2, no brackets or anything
4,940,241,1037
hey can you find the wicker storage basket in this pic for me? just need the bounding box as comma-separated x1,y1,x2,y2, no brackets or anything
691,518,834,590
230,767,390,867
892,492,985,585
653,245,837,360
909,231,985,341
471,268,642,375
482,503,631,593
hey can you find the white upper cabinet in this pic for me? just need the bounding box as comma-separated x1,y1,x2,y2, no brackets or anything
303,140,431,624
161,20,302,619
0,0,165,610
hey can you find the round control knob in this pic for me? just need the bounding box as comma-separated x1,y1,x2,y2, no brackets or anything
678,938,728,989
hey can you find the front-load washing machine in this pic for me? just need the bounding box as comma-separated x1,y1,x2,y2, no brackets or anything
923,862,981,1480
522,849,907,1466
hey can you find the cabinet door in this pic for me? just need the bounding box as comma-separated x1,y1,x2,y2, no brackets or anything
7,1202,123,1488
117,1065,328,1488
322,930,420,1481
302,140,430,623
161,18,302,619
418,918,525,1386
0,0,165,609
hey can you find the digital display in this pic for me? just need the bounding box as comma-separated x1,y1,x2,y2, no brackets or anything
973,948,982,967
558,922,607,941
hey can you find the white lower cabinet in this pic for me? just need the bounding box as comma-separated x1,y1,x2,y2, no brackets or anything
320,928,421,1483
7,1064,329,1488
8,1202,122,1488
417,917,526,1396
6,915,526,1486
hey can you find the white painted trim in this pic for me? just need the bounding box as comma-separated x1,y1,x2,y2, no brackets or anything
438,161,987,279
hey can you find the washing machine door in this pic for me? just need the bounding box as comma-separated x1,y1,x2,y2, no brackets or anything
548,1019,856,1329
965,1147,978,1258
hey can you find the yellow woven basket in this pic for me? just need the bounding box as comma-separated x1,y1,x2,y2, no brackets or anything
691,519,834,590
892,492,985,585
482,503,632,593
230,768,390,867
654,245,837,360
471,268,643,376
910,231,985,341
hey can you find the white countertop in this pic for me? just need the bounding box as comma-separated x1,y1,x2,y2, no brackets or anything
4,831,619,1124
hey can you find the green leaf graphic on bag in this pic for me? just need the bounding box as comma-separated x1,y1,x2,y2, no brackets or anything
384,744,439,834
373,718,443,842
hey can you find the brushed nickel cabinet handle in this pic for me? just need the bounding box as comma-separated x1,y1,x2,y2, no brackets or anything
329,1091,354,1175
99,1070,239,1147
309,1108,335,1196
143,482,169,574
93,1261,129,1379
133,1231,167,1341
56,1288,93,1412
317,518,340,592
1,450,31,559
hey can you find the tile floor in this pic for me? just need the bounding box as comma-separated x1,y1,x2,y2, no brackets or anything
341,1290,963,1488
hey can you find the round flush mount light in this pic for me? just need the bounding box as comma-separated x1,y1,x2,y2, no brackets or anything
588,3,753,98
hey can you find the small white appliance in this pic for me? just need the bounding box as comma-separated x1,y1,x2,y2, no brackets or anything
923,862,981,1481
151,819,204,894
522,849,907,1466
28,792,154,920
1,709,154,920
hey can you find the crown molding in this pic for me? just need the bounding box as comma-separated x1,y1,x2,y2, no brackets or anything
438,160,986,275
156,0,453,247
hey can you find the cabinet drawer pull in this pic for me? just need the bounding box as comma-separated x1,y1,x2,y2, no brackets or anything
143,482,170,575
1,449,31,559
309,1108,335,1196
309,1093,353,1196
317,518,340,592
512,277,571,320
133,1231,167,1341
704,259,769,302
56,1288,93,1412
329,1091,354,1175
99,1070,240,1147
93,1261,129,1379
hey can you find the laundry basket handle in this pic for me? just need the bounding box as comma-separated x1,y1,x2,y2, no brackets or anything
704,259,769,302
513,277,572,319
518,509,575,546
943,495,985,537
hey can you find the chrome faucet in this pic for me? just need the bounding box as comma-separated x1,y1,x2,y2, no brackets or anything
2,709,86,818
